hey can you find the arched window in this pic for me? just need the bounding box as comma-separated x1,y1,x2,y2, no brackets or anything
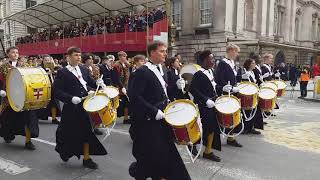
244,0,254,30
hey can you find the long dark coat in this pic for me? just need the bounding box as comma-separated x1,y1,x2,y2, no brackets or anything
53,65,107,159
129,65,190,179
189,70,222,151
167,68,184,101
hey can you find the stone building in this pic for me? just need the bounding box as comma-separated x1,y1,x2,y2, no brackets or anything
1,0,42,50
171,0,320,66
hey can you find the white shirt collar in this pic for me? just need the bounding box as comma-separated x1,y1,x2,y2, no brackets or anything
223,58,237,75
66,65,87,91
145,62,168,97
200,68,216,91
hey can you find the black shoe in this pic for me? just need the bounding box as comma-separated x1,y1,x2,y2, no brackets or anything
241,130,249,134
25,141,36,150
4,135,15,143
129,162,137,178
271,114,276,117
94,128,103,135
52,119,60,124
123,119,132,124
203,152,221,162
263,122,268,125
227,140,243,148
59,153,70,162
187,145,199,156
83,158,98,169
249,129,261,135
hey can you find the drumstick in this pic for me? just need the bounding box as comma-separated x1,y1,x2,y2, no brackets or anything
94,74,104,97
179,74,186,94
165,108,185,116
228,81,231,97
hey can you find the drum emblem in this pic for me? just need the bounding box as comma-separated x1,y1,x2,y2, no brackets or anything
33,88,43,100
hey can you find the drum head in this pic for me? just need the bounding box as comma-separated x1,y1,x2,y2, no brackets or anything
104,86,119,98
164,100,198,126
83,94,109,112
258,88,277,99
7,68,25,111
275,80,287,89
215,96,241,114
238,83,258,95
180,64,201,75
261,82,277,92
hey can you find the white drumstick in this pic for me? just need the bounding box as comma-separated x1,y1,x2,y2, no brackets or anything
94,74,104,97
179,74,186,94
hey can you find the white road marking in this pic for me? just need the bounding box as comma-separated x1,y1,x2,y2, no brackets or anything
0,157,31,175
32,138,56,146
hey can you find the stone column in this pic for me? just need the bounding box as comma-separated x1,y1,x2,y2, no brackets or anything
283,0,292,42
267,0,275,37
224,0,234,32
236,0,244,34
290,0,297,42
257,0,268,37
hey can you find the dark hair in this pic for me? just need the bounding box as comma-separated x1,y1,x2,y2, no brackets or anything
243,59,255,70
147,41,166,55
166,57,178,68
198,50,212,64
82,53,93,64
66,46,81,55
249,52,260,64
174,54,180,57
6,46,18,54
101,56,108,61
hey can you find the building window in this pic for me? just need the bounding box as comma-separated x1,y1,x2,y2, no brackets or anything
199,0,212,25
244,0,254,30
171,0,182,28
274,0,285,36
26,0,36,8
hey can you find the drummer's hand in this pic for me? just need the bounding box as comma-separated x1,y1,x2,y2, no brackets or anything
88,90,95,97
155,110,165,120
71,96,82,105
121,88,127,95
222,84,232,92
176,79,186,90
275,72,281,78
232,87,240,93
206,99,215,108
242,73,250,79
96,78,104,87
0,90,6,97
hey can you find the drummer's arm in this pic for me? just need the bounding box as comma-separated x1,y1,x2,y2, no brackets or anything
53,70,73,104
131,69,158,119
189,74,209,104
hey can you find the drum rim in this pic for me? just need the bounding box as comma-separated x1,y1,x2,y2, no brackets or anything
6,68,26,112
180,64,201,75
164,99,199,127
238,81,259,95
83,92,110,112
102,86,119,98
258,87,277,99
273,80,287,89
215,95,241,114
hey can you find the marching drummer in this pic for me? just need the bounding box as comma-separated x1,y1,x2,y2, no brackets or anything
214,44,243,148
0,46,39,150
99,55,122,87
166,56,185,101
239,58,263,134
53,47,107,169
189,50,222,162
261,53,281,81
129,41,191,179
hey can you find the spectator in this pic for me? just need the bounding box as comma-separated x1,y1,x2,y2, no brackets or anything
289,64,298,87
299,66,310,98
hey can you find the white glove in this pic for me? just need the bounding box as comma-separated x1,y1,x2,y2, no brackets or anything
121,88,127,95
0,90,6,97
155,110,165,120
206,99,215,108
275,72,281,78
96,78,104,87
262,72,270,78
88,90,95,97
176,79,186,90
222,84,232,92
232,87,240,93
242,73,250,79
71,96,82,105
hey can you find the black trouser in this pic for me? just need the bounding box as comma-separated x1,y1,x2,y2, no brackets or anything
300,81,308,97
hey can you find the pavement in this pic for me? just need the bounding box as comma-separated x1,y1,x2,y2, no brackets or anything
1,92,320,180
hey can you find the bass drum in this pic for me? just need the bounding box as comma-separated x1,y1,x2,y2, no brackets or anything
179,64,201,91
6,67,51,112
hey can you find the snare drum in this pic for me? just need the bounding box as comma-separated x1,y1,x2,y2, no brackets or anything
258,87,277,112
164,99,200,145
83,93,117,126
6,67,51,112
237,82,259,110
101,86,120,109
215,95,241,129
261,81,277,92
273,80,287,97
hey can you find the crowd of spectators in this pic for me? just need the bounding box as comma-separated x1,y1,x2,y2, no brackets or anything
16,8,166,44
